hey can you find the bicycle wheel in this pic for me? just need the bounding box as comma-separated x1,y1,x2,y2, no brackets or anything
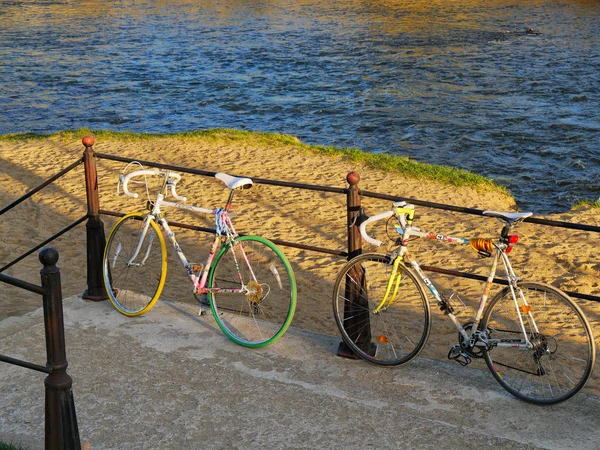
482,281,595,405
208,235,297,347
103,213,167,316
332,253,431,366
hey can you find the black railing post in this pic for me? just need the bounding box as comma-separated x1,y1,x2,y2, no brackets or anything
40,248,81,450
337,171,372,358
82,136,108,301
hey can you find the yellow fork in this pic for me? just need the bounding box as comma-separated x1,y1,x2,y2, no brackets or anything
374,256,404,314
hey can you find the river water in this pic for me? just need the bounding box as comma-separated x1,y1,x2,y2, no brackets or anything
1,0,599,213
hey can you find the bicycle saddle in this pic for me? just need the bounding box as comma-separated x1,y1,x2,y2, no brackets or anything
215,173,253,190
483,210,533,224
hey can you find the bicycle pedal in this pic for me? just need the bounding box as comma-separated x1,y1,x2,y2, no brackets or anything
448,345,471,366
448,344,462,359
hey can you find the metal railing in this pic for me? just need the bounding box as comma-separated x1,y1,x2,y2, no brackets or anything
359,190,600,302
0,248,81,450
83,138,600,304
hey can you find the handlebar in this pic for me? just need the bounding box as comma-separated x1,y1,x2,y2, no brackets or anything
359,210,394,247
120,168,187,201
359,201,414,247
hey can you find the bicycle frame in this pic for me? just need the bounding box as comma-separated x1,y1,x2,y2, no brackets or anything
388,214,536,350
346,202,595,403
125,188,253,297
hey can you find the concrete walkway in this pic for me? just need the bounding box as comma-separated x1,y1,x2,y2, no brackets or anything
1,295,599,450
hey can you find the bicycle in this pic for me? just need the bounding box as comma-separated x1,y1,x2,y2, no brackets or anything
102,164,297,348
332,201,595,404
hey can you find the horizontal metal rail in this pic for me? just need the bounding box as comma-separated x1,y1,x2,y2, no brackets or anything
0,354,50,374
0,158,83,217
0,265,52,377
359,191,600,302
360,190,600,233
0,254,63,398
95,153,348,194
100,209,348,257
0,215,88,273
422,265,599,302
0,271,46,295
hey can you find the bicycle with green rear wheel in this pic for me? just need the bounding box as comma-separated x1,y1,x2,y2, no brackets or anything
103,164,297,348
332,201,595,404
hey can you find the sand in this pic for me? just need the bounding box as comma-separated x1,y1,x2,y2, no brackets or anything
1,132,599,396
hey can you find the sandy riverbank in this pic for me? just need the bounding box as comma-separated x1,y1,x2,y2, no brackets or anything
1,131,599,395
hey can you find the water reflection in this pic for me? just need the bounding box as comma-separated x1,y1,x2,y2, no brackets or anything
0,0,598,212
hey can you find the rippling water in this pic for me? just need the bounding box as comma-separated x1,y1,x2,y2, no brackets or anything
1,0,599,213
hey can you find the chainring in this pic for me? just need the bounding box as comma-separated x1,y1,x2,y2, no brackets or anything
459,321,486,359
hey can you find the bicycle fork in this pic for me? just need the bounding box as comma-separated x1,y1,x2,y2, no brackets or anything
116,215,157,268
374,256,404,314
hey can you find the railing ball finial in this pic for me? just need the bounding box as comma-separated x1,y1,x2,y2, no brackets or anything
82,135,95,148
347,170,360,186
39,247,59,267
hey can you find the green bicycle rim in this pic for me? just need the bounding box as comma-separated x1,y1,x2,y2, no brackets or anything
208,235,297,347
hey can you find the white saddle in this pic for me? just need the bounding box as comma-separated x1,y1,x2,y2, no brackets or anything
483,210,533,224
215,173,253,190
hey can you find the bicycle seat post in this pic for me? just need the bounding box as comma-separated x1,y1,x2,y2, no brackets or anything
225,188,235,211
500,223,513,241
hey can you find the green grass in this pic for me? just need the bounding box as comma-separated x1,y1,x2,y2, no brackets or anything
0,442,28,450
0,127,509,193
307,143,502,190
0,127,300,145
572,199,600,210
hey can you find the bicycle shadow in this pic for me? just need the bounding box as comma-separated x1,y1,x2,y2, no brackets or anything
160,296,340,355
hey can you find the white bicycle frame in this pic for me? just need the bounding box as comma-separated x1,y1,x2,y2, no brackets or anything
121,168,257,296
360,202,537,350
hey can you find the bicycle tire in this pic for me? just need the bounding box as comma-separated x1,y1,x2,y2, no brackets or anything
103,213,167,316
208,235,297,348
482,281,595,405
332,253,431,366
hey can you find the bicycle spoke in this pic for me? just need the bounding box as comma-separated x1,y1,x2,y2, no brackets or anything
483,282,595,405
103,214,167,316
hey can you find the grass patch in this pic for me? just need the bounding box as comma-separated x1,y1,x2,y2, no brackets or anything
0,442,27,450
306,143,502,191
572,199,600,210
0,128,509,194
0,128,300,145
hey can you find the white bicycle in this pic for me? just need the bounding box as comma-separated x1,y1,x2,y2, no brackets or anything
103,165,297,348
333,201,595,404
